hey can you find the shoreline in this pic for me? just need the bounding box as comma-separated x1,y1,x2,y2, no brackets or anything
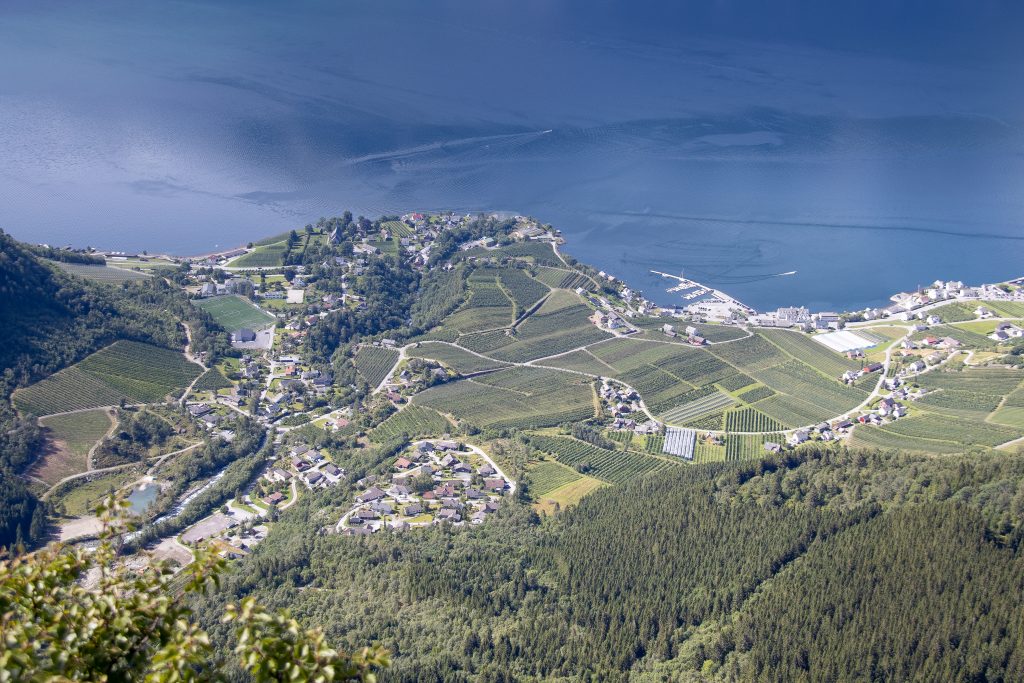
53,213,1024,320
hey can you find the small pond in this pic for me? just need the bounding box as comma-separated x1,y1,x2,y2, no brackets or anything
125,484,159,515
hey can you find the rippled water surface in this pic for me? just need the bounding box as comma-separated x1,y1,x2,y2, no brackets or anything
2,1,1023,310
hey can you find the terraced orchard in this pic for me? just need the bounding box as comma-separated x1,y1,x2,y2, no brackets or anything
370,406,452,443
527,434,677,485
353,345,400,388
414,366,595,429
13,341,202,416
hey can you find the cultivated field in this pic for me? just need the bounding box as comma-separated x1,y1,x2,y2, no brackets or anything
380,220,413,237
192,368,234,392
533,474,607,514
660,389,735,425
488,290,611,362
413,367,595,429
881,413,1020,448
724,407,787,433
194,295,275,331
29,409,114,486
528,461,583,496
440,269,516,334
497,267,549,313
370,406,452,442
406,342,510,375
50,261,151,282
353,346,400,388
848,425,965,454
14,341,202,416
759,328,862,377
229,242,288,268
725,433,784,462
527,434,677,484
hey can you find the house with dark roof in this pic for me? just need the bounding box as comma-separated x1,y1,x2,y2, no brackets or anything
357,486,386,503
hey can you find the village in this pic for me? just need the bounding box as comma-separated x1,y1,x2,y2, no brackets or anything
67,209,1024,566
338,439,513,535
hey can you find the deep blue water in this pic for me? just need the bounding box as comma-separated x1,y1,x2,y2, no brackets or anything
2,1,1024,311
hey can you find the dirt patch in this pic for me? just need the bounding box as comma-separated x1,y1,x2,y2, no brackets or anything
151,537,193,568
59,516,103,542
180,512,237,544
28,436,87,487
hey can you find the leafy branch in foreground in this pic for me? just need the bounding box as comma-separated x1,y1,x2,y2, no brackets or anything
0,497,387,682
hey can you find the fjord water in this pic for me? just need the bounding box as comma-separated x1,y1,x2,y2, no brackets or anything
2,1,1024,311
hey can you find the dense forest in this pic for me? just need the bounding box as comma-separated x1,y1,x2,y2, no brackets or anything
193,445,1024,682
0,230,228,549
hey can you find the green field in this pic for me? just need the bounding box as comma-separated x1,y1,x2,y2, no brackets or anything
533,266,585,289
380,219,413,237
55,470,137,517
880,413,1020,448
406,342,510,375
194,295,275,331
353,346,400,388
990,406,1024,430
536,348,616,376
488,289,610,362
988,301,1024,318
229,242,288,268
50,261,151,282
527,434,677,485
440,269,516,334
414,367,595,429
533,474,607,514
370,406,452,442
14,341,202,416
660,389,735,425
30,409,114,486
724,407,788,433
725,433,785,461
848,425,964,454
759,328,862,377
528,461,583,496
929,301,979,322
465,240,563,266
192,368,234,392
496,267,549,314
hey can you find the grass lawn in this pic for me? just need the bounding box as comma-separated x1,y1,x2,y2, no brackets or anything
229,242,288,268
859,325,910,340
407,513,434,524
194,295,276,331
534,475,607,515
955,320,1003,335
990,406,1024,430
30,409,114,486
57,471,136,517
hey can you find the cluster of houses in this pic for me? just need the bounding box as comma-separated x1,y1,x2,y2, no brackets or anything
264,443,345,503
379,356,450,404
340,440,510,535
599,380,643,420
870,280,1024,321
840,361,884,384
187,402,225,429
661,323,707,346
589,309,635,335
990,322,1024,342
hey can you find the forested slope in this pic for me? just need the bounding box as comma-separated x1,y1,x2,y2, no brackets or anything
0,230,226,549
197,446,1024,682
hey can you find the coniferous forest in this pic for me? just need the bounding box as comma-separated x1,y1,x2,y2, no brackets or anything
193,446,1024,682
